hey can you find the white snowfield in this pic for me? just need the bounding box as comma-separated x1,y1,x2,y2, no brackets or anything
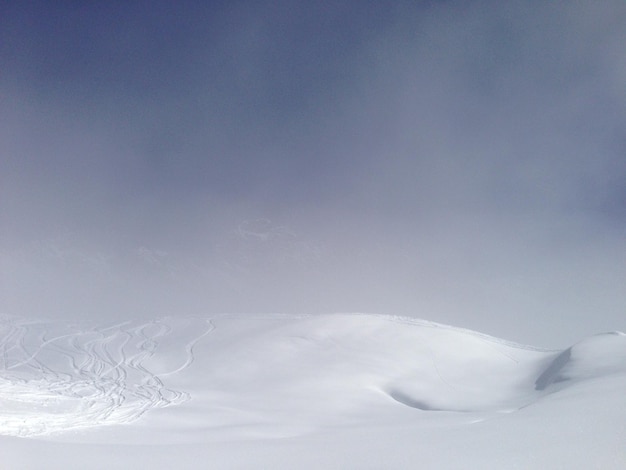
1,313,625,469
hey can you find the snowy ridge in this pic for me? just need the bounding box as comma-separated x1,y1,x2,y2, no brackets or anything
1,313,625,440
340,312,559,351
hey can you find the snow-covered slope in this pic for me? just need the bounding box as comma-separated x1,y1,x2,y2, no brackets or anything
1,313,625,468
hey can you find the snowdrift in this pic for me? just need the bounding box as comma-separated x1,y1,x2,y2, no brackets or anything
1,313,625,468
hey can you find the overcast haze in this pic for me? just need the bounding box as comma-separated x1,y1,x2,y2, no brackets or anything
1,1,625,347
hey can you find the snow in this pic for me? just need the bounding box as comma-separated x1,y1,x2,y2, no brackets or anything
1,313,625,469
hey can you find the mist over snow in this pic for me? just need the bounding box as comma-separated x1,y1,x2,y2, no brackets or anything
1,1,626,468
2,0,625,346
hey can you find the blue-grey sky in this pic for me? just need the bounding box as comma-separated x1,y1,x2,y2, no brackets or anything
2,1,625,347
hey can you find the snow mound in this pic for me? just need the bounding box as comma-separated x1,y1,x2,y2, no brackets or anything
535,331,626,390
1,313,624,440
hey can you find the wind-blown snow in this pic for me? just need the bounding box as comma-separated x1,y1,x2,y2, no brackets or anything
1,313,625,469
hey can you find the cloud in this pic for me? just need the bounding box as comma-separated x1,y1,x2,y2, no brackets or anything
1,1,624,347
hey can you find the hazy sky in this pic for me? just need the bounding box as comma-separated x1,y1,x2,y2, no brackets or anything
1,1,625,347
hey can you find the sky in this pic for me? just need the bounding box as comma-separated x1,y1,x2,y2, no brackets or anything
1,0,625,347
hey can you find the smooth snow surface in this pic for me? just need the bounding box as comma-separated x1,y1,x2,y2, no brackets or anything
1,313,625,469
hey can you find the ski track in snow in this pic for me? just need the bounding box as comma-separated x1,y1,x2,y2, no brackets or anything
0,316,213,437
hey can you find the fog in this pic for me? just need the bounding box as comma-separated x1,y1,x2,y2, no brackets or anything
2,1,625,348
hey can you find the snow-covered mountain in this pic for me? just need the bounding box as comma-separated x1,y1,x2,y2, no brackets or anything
1,313,624,469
